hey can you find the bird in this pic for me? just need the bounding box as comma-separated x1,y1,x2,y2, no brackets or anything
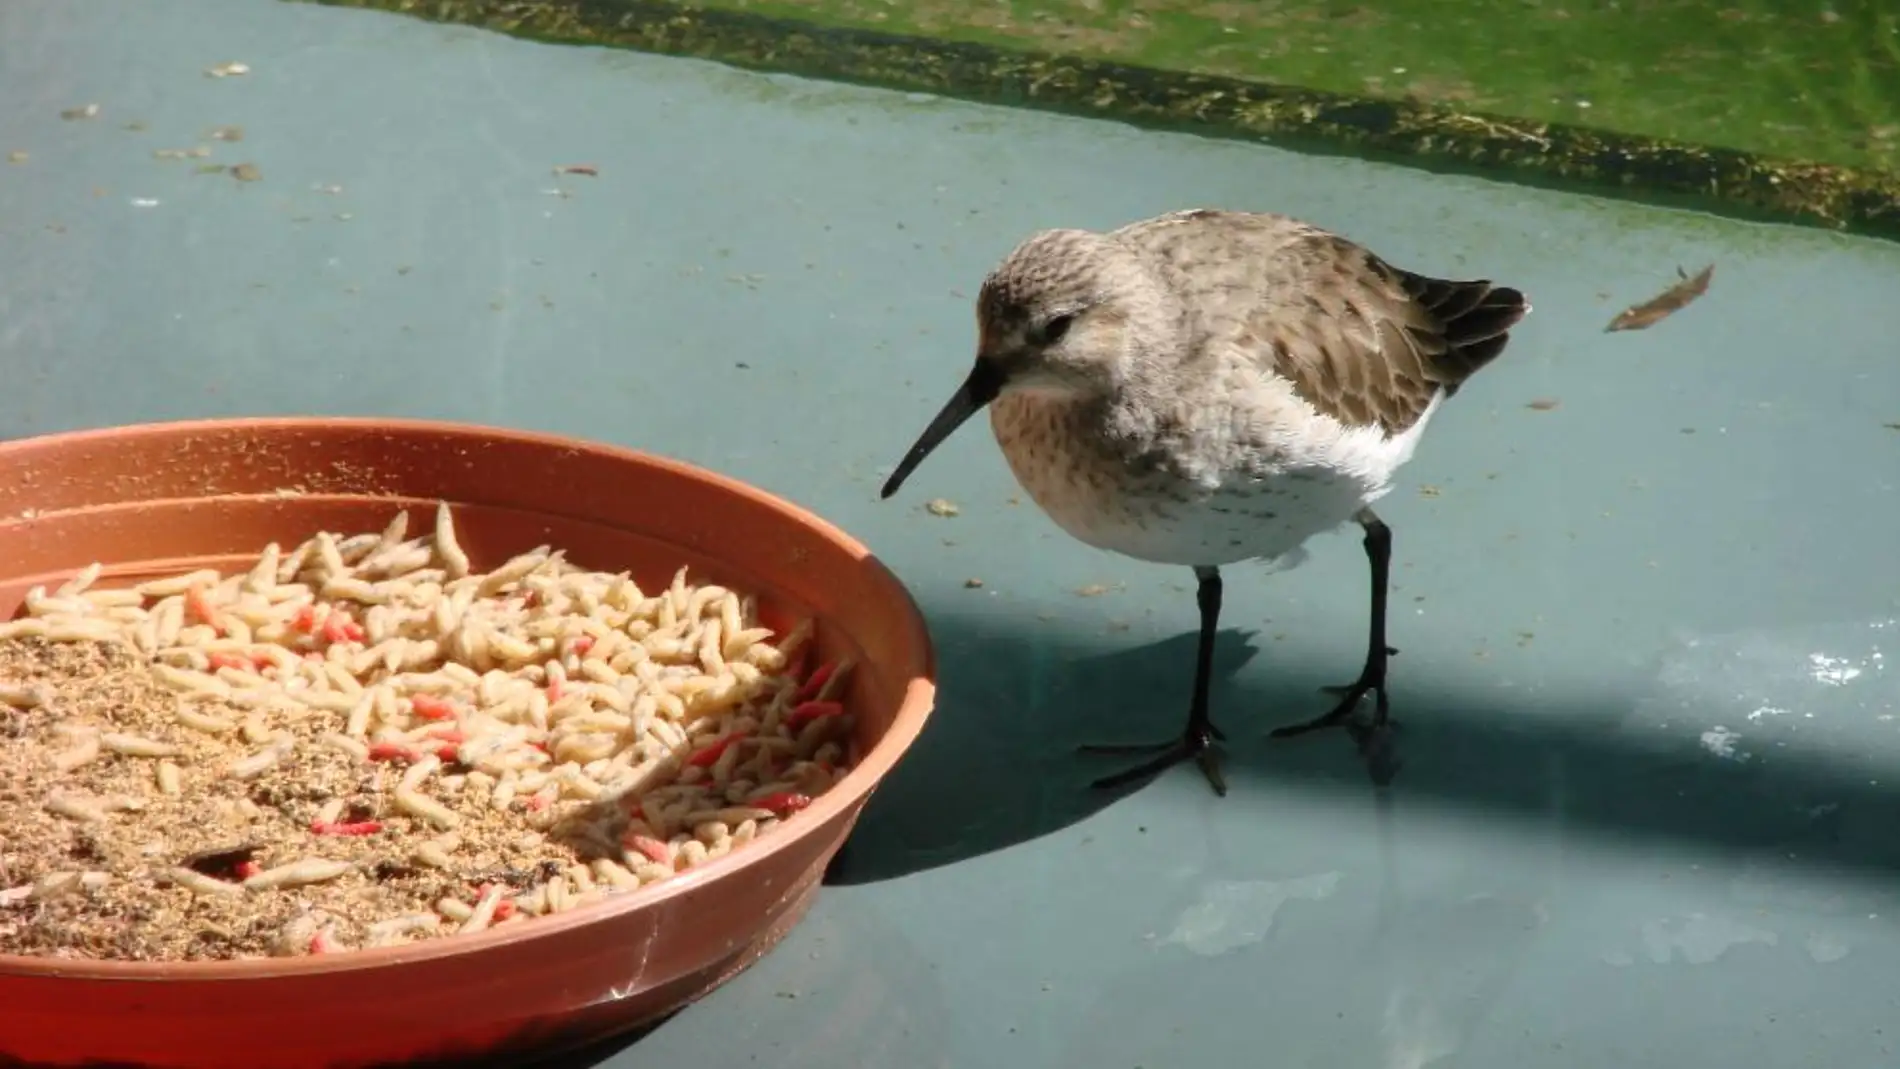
878,208,1531,796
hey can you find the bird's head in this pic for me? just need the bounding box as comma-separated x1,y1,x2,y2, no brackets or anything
879,228,1182,499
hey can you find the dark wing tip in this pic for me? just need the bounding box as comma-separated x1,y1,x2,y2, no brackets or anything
1396,271,1531,387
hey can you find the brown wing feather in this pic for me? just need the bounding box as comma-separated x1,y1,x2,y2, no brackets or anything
1256,234,1530,436
1121,211,1531,438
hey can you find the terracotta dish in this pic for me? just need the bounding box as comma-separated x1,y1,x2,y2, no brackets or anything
0,417,936,1069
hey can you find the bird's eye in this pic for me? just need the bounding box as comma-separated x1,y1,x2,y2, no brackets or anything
1035,314,1075,345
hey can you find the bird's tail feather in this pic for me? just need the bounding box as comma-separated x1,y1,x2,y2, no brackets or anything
1399,272,1531,386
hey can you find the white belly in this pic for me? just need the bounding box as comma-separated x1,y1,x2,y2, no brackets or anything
990,392,1438,568
1020,464,1380,567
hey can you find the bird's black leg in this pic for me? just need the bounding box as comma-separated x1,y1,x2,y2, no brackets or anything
1079,565,1228,796
1271,508,1398,747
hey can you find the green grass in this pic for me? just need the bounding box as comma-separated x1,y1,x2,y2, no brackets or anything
690,0,1900,173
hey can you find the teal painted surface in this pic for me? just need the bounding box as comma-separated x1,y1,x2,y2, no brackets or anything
4,2,1900,1067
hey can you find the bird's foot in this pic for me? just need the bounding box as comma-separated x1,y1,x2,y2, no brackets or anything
1269,645,1397,749
1079,720,1227,796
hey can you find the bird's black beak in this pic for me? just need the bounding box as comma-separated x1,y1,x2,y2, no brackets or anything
880,358,1006,500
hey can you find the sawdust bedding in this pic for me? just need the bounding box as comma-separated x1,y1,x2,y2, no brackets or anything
0,504,855,962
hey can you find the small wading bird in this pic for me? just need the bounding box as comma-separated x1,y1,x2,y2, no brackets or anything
879,209,1530,796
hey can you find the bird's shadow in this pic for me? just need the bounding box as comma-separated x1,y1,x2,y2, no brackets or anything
828,605,1900,887
825,611,1368,885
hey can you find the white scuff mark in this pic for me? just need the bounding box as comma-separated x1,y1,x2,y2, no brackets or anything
1162,872,1341,957
1809,652,1863,686
129,198,159,208
1699,726,1747,761
1629,620,1898,765
1803,932,1850,963
1379,987,1462,1069
1639,913,1777,965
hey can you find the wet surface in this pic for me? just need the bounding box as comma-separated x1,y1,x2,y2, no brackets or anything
4,1,1900,1066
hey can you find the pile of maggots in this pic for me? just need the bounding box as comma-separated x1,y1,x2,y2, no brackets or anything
0,503,853,961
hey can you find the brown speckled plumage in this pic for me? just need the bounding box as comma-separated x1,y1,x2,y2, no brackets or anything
1107,209,1528,437
881,207,1532,794
962,208,1530,566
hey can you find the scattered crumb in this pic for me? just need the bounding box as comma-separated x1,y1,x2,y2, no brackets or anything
207,125,244,142
553,164,599,177
1105,619,1131,632
1005,497,1021,506
193,163,225,176
1680,427,1698,435
1525,398,1560,411
1517,631,1536,646
153,147,211,161
1073,584,1111,598
924,498,960,518
230,163,261,182
962,578,984,589
204,62,251,78
1417,485,1442,498
1884,423,1900,432
122,121,147,132
60,104,101,121
6,151,27,165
